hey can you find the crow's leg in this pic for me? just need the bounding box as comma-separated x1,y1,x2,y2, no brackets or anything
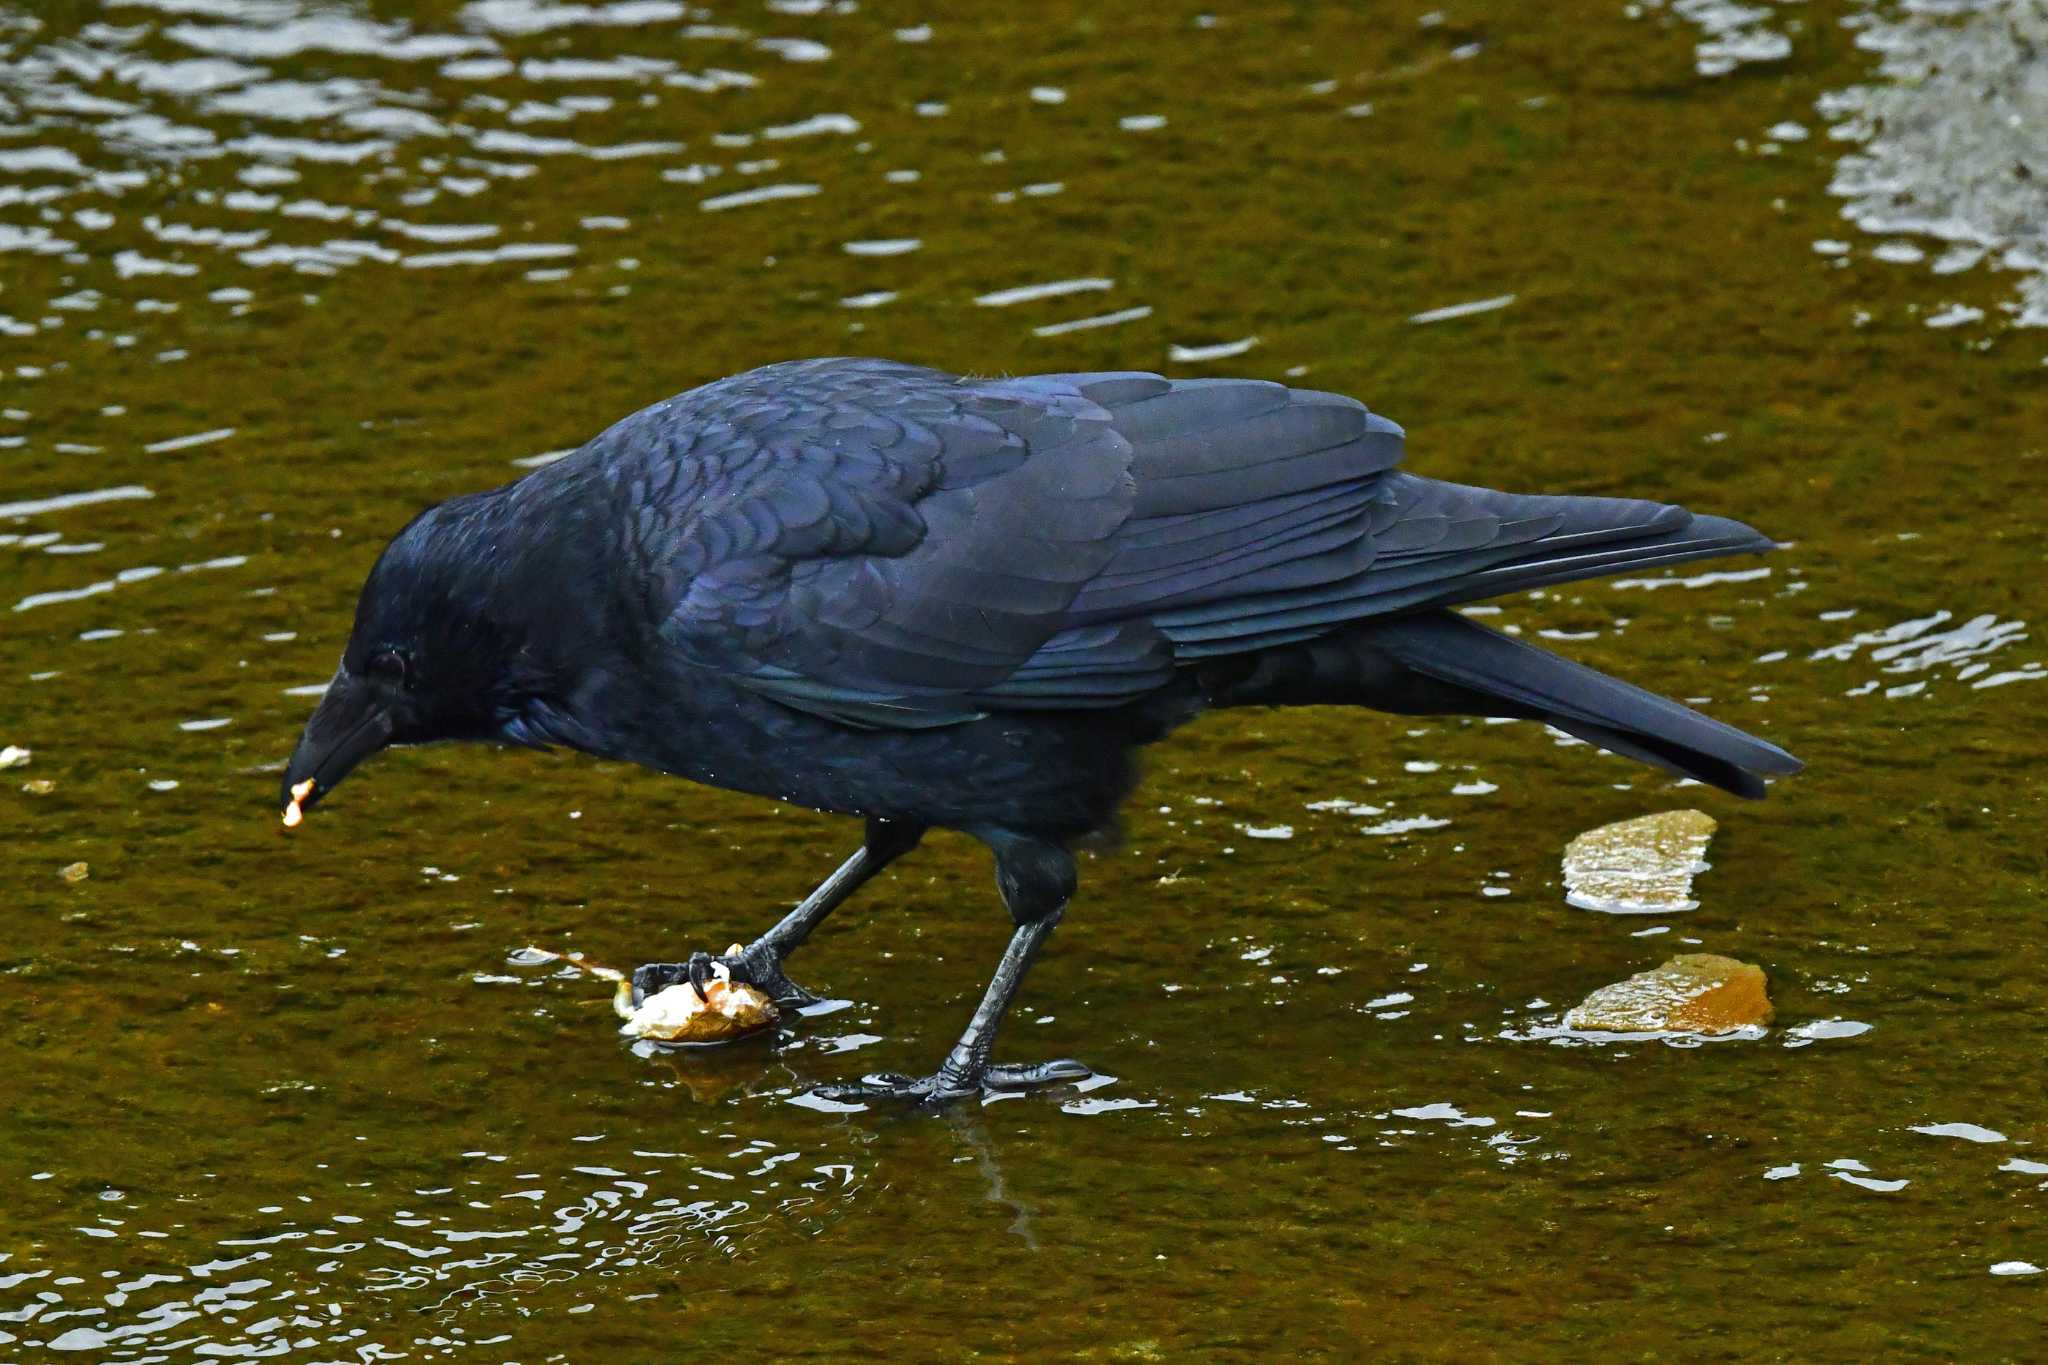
817,830,1091,1107
631,817,925,1009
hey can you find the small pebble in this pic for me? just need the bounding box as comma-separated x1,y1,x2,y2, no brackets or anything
22,779,55,795
1564,953,1772,1034
1563,809,1717,914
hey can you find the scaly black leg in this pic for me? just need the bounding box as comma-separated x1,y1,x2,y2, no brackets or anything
631,817,925,1010
818,829,1092,1107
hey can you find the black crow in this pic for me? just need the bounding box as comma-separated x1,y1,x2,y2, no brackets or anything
283,358,1799,1103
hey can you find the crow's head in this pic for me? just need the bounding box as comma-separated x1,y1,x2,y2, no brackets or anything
281,491,578,819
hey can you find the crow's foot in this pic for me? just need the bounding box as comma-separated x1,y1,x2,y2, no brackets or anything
630,943,819,1010
815,1058,1092,1109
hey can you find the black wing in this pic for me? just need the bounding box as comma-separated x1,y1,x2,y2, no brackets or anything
598,358,1730,725
600,359,1137,725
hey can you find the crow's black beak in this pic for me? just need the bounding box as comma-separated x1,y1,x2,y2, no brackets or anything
280,669,396,817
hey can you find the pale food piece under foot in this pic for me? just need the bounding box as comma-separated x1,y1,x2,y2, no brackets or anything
614,944,780,1044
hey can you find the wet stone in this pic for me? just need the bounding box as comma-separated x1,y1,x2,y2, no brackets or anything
1563,809,1717,913
1564,953,1773,1035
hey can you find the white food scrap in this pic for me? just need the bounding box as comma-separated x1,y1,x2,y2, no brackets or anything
615,955,778,1044
282,777,314,829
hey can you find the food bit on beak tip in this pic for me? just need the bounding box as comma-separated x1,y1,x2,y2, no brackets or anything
282,777,315,829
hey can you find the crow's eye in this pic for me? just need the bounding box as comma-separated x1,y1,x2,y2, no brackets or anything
366,650,408,686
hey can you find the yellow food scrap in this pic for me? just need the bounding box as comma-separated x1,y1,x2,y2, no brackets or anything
1562,809,1717,914
59,861,89,884
1564,953,1773,1035
282,777,314,829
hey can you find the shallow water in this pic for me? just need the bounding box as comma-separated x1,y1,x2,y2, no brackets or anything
4,0,2045,1357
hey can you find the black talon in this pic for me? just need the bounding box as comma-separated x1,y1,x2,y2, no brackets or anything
814,1072,969,1108
629,960,690,1008
632,945,819,1013
685,951,717,1004
814,1057,1093,1109
985,1059,1092,1091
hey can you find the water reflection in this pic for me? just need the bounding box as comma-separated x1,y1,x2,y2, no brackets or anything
0,0,877,331
1,1120,873,1357
0,485,154,518
1810,609,2041,695
1646,0,1796,78
1821,1,2048,326
1659,0,2048,329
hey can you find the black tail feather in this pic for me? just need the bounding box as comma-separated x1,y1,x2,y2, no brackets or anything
1367,611,1801,799
1416,510,1777,611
